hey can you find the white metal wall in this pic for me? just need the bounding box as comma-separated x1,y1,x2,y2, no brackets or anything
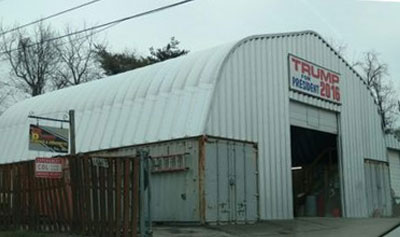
388,150,400,201
364,160,392,217
289,101,338,134
205,138,258,223
386,134,400,150
206,32,388,219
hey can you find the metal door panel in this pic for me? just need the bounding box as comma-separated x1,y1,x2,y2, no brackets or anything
218,141,230,221
205,142,219,222
388,150,400,202
244,143,258,221
290,101,337,134
364,160,392,217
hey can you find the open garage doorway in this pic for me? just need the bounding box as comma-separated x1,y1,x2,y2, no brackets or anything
291,126,342,217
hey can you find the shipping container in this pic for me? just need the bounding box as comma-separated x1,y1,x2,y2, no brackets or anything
92,136,258,223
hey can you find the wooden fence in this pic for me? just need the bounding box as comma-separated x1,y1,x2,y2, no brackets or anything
0,156,144,236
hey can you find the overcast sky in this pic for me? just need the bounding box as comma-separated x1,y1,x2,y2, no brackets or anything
1,0,400,85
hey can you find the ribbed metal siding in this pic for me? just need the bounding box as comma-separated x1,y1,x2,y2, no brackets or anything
206,32,390,219
386,134,400,150
205,138,258,223
388,150,400,200
289,101,338,134
206,36,292,219
364,160,392,217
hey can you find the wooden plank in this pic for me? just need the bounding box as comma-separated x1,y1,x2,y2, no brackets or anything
59,161,71,233
28,162,37,231
0,166,3,230
13,165,21,230
64,158,72,232
62,158,72,232
8,166,12,229
26,164,32,230
6,166,12,230
8,165,13,230
107,159,115,236
52,178,61,232
123,159,130,237
18,164,24,230
82,158,92,235
91,158,100,237
55,180,64,232
23,163,29,230
68,158,77,233
31,163,38,231
71,158,81,234
131,158,139,237
115,159,122,237
1,166,5,230
9,165,14,230
4,166,10,230
37,177,47,231
55,177,66,232
0,166,5,230
70,158,80,233
74,158,83,233
47,178,57,232
44,178,55,232
99,165,106,236
17,164,23,230
19,164,25,230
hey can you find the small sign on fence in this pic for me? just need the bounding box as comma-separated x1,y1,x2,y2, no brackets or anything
35,157,63,179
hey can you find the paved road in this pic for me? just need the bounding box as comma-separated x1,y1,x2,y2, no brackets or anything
384,224,400,237
154,218,400,237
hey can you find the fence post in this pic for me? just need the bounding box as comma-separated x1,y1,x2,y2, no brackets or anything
137,150,151,237
68,110,76,155
138,150,145,237
146,156,152,236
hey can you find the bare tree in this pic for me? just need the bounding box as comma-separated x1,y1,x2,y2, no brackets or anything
0,78,23,115
0,81,11,114
354,51,398,129
53,26,102,89
329,40,398,130
0,23,59,96
328,38,348,58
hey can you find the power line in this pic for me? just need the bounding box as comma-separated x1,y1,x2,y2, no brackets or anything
0,0,194,55
0,0,101,36
46,0,194,42
0,23,116,62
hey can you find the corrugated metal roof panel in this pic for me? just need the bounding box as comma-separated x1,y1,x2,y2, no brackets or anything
0,42,235,163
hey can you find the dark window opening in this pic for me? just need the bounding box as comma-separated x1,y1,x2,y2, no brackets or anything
291,126,342,217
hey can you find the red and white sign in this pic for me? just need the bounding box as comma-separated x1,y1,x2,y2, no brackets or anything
288,54,341,104
35,157,63,179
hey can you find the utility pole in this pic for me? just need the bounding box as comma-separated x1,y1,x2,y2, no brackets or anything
69,110,76,155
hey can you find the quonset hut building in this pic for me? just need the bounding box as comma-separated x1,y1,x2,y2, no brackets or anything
0,31,400,222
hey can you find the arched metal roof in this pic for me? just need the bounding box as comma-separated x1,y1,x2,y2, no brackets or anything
0,41,236,163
